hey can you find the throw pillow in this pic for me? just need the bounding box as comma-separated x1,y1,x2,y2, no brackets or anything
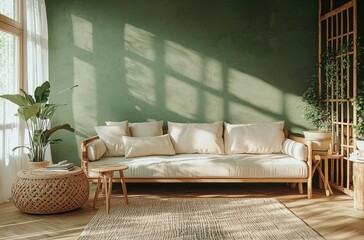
105,120,130,136
122,134,176,158
168,121,224,154
224,121,285,154
129,121,163,137
95,124,129,156
86,139,107,161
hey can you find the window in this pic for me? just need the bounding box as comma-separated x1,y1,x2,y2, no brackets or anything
0,0,19,21
0,0,23,162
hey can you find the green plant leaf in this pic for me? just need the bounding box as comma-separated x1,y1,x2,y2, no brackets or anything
56,84,79,95
38,103,63,119
34,81,50,103
20,89,36,105
43,124,75,140
16,104,40,122
0,94,29,107
33,130,43,146
12,146,32,152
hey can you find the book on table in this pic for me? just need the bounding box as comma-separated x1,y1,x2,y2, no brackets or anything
45,162,74,171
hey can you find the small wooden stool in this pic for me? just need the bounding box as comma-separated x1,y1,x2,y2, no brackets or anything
91,165,129,214
313,154,342,196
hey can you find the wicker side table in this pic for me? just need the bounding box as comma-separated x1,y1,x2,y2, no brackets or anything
12,166,89,214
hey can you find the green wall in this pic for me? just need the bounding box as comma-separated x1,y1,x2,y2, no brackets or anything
46,0,318,164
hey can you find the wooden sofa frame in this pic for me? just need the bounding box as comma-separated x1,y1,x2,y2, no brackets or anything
81,135,313,198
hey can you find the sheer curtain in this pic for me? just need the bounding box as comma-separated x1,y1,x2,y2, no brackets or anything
0,0,49,204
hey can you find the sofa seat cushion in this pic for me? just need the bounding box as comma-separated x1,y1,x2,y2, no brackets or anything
88,154,308,179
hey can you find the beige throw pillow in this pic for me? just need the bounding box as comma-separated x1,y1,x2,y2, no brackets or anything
224,121,285,154
95,124,129,156
168,122,224,154
122,134,176,158
86,139,107,161
105,120,130,136
129,121,163,137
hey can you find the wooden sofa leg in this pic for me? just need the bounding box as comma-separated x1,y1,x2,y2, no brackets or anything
307,179,313,199
298,183,304,194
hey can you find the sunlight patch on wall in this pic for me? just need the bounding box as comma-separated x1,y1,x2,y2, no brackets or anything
284,93,306,132
228,68,283,121
229,101,277,123
125,57,156,105
124,24,155,61
72,57,97,133
165,75,197,119
204,92,223,122
203,58,223,91
164,40,202,82
71,15,93,52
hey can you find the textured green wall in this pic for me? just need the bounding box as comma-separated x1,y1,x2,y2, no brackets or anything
46,0,318,164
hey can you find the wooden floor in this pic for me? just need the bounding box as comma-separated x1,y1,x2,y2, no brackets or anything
0,183,364,240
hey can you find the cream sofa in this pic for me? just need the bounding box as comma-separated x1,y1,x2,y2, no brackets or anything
81,121,313,198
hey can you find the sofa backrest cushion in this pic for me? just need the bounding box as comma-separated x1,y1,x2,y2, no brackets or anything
122,134,176,158
168,121,224,154
105,120,130,136
224,121,285,154
95,124,129,156
129,121,163,137
106,120,164,137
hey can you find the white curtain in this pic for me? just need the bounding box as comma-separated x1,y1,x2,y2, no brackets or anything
0,0,49,204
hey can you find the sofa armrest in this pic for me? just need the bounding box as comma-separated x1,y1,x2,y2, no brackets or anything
282,138,307,161
288,135,313,199
81,136,101,175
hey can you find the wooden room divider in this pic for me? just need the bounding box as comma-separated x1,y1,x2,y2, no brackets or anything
318,0,358,196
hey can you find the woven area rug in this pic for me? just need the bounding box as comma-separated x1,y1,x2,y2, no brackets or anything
79,198,323,240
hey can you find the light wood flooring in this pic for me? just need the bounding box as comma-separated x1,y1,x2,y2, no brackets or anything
0,183,364,240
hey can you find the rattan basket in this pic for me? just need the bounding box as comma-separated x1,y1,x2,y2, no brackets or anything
12,166,89,214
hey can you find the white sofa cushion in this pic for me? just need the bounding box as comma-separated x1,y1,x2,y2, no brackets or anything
224,121,285,154
88,153,308,179
86,139,107,161
282,138,307,161
168,121,224,154
94,125,129,156
129,121,163,137
122,134,176,158
105,120,130,136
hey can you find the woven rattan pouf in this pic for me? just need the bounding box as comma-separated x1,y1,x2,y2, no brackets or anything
12,166,89,214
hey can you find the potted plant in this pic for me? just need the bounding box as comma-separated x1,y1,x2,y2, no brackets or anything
0,81,76,168
301,74,332,151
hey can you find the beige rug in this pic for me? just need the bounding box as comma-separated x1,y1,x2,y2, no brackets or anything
79,198,323,240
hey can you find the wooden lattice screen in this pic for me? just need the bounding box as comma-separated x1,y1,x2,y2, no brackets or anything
319,0,357,195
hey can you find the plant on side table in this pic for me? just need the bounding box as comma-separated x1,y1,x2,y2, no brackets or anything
0,81,77,169
301,74,332,151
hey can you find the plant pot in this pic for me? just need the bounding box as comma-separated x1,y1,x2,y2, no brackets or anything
27,160,50,170
356,140,364,157
303,131,332,151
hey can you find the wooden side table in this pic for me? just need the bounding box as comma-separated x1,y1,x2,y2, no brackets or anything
349,159,364,210
313,153,342,196
91,164,129,214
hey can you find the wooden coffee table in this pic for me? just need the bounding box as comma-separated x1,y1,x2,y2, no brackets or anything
91,164,129,214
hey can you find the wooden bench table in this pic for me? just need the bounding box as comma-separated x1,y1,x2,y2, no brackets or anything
91,164,129,214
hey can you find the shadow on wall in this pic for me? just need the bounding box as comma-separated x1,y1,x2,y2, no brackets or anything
48,0,317,163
